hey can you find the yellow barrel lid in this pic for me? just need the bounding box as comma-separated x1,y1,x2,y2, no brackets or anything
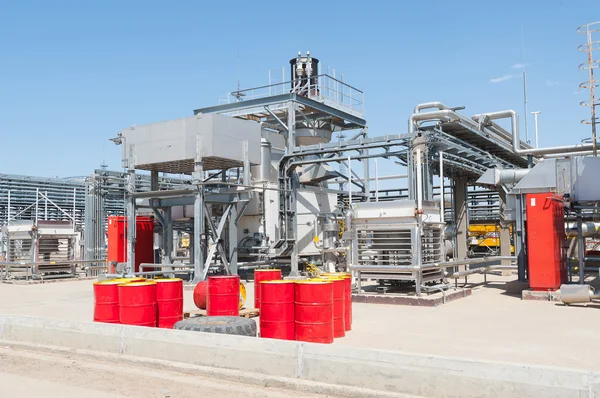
119,281,156,287
261,280,296,284
155,278,182,283
254,268,281,272
297,279,332,284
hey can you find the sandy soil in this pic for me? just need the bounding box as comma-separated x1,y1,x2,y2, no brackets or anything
0,346,333,398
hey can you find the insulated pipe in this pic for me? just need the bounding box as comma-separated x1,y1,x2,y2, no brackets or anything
473,110,600,156
416,147,423,212
565,222,600,238
413,102,450,114
408,110,460,136
498,169,530,185
439,151,444,221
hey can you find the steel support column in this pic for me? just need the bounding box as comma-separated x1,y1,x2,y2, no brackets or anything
577,211,585,284
515,194,527,281
192,137,205,283
498,188,512,275
229,204,238,275
454,178,468,266
125,167,136,276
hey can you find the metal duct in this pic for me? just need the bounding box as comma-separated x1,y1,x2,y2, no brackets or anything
477,168,530,186
473,110,600,157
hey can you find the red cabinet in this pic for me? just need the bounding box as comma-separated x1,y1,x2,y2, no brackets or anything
526,193,566,290
107,216,154,273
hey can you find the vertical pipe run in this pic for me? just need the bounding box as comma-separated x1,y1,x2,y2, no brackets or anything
44,191,48,220
439,152,444,222
347,156,352,206
577,212,585,284
416,148,423,212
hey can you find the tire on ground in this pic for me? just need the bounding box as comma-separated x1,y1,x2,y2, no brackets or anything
174,316,257,337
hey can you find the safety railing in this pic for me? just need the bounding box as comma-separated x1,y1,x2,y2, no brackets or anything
218,74,364,116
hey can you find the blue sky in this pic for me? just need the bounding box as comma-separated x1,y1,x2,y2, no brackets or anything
1,0,598,177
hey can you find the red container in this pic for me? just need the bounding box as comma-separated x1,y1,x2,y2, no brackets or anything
254,269,282,309
328,278,346,338
342,276,352,331
118,282,157,327
260,280,295,341
93,280,122,324
193,280,208,309
295,280,334,344
107,216,154,273
526,193,567,291
155,278,183,329
323,272,352,331
207,275,240,316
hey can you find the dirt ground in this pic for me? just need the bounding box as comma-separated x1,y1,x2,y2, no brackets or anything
0,345,334,398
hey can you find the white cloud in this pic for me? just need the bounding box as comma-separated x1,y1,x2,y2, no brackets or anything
490,74,515,83
546,80,559,87
511,63,528,69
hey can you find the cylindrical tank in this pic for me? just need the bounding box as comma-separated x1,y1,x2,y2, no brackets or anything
93,280,122,324
254,269,282,309
322,272,352,331
193,280,208,309
155,278,183,329
250,138,272,182
319,277,345,338
295,280,334,344
207,275,240,316
118,281,157,327
260,280,295,340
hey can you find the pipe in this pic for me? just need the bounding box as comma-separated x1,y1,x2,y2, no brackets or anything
446,265,517,279
473,110,600,157
565,222,600,238
439,151,444,221
413,102,450,114
416,147,423,212
350,256,517,273
347,156,352,205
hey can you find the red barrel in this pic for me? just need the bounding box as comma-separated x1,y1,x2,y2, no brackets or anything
155,278,183,329
254,269,282,309
327,278,346,338
118,282,157,327
323,273,352,331
260,280,295,340
207,275,240,316
295,280,334,344
93,280,122,323
193,280,208,309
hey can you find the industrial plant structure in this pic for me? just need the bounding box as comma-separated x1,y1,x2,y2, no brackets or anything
2,22,600,302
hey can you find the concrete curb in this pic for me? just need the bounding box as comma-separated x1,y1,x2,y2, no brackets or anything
0,315,598,398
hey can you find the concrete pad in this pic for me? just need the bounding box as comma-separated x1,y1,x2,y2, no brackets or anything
522,289,562,302
352,288,471,307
